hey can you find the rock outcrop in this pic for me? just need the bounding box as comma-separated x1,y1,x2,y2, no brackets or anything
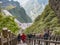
49,0,60,18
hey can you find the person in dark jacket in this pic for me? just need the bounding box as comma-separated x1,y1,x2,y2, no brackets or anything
43,29,50,45
32,32,36,38
27,33,33,38
27,33,33,43
44,28,50,39
44,32,49,39
17,34,21,43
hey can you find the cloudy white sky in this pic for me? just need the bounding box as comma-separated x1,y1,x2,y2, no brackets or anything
14,0,29,7
14,0,48,7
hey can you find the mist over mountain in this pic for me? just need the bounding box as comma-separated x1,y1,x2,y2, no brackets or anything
0,0,32,23
23,0,48,21
0,0,48,22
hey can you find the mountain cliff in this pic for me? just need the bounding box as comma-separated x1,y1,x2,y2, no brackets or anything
24,5,60,34
1,0,32,23
23,0,48,21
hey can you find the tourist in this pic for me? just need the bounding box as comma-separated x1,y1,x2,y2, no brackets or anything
27,33,33,43
39,33,43,39
32,32,36,38
17,34,21,43
43,28,50,45
27,33,33,38
21,33,26,43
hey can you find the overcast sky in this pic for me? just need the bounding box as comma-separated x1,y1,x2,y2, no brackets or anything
14,0,48,7
14,0,29,7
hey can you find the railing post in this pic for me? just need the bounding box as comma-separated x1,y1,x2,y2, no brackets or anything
7,30,11,45
9,32,13,45
29,38,33,45
0,32,1,45
32,39,34,45
0,36,2,45
55,36,57,45
10,32,13,45
38,40,40,45
31,39,33,45
2,28,8,45
0,32,4,45
10,32,17,45
32,39,36,45
34,39,36,45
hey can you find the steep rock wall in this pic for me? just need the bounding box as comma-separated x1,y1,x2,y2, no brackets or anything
49,0,60,18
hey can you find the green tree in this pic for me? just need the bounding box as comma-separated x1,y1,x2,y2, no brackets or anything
0,13,20,34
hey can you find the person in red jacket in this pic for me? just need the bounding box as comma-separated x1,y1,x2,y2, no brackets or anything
21,33,26,43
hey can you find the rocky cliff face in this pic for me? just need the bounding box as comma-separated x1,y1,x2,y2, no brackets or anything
24,0,48,21
0,0,32,23
49,0,60,18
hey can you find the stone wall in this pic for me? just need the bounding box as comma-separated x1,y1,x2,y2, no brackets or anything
49,0,60,18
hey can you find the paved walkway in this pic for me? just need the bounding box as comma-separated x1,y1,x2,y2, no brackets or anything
17,43,27,45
